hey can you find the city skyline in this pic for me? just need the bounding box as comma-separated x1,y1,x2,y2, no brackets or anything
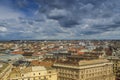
0,0,120,40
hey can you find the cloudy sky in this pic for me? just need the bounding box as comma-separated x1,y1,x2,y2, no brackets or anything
0,0,120,40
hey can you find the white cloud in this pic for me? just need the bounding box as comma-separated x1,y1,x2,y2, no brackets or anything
0,26,7,32
48,8,70,17
0,0,120,39
0,6,24,19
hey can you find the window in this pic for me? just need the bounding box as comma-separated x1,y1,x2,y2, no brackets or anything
39,73,40,75
44,76,46,79
33,78,35,80
81,75,83,79
48,71,51,73
39,77,41,79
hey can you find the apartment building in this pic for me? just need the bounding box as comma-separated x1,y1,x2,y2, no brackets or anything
0,62,13,80
108,56,120,80
8,66,57,80
53,59,115,80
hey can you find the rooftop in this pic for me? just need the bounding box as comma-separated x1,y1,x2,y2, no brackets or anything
11,66,53,74
31,60,53,67
55,59,110,67
78,59,109,66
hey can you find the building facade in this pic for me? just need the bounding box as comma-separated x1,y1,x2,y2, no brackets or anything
108,56,120,80
53,59,115,80
8,66,57,80
0,63,13,80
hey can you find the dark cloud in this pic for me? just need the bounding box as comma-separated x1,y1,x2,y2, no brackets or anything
0,0,120,39
35,0,115,28
83,31,102,35
93,23,120,31
59,19,79,28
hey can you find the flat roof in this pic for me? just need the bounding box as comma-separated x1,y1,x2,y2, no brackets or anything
78,59,109,66
54,59,110,67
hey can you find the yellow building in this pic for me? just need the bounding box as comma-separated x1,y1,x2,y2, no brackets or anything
8,66,57,80
108,56,120,80
53,59,115,80
0,62,12,80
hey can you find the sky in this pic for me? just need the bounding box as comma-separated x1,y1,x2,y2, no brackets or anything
0,0,120,40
